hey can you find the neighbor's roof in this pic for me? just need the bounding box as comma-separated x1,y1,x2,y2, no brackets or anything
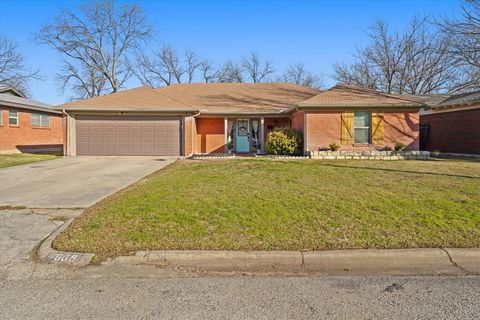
0,93,60,114
297,84,426,109
0,86,26,98
57,83,320,114
434,90,480,109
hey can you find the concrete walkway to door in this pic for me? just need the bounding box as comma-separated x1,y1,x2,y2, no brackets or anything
0,156,176,208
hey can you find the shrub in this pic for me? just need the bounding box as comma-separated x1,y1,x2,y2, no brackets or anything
329,143,340,151
394,142,406,151
265,128,303,155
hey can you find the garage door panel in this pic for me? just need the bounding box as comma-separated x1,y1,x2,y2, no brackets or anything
76,115,181,156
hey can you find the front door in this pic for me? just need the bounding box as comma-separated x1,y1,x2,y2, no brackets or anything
235,119,249,153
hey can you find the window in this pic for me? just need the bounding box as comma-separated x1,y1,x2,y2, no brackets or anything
9,110,18,126
31,113,50,127
354,111,371,144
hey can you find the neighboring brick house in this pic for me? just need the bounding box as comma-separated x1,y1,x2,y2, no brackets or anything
420,91,480,155
57,83,428,156
0,88,64,154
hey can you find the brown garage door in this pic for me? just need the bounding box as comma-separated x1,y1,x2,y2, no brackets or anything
76,115,181,156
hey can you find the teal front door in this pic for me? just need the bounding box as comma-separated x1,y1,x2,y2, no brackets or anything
236,119,250,153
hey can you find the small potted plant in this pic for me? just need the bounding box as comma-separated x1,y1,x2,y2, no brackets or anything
394,142,406,152
329,143,340,151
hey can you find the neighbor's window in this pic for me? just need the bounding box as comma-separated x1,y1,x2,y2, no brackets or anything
354,111,371,144
9,110,18,126
31,113,50,128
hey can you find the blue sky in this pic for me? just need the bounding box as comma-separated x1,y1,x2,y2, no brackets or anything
0,0,460,105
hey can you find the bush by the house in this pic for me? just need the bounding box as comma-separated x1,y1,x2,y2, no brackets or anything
329,143,340,151
394,142,406,151
265,128,303,155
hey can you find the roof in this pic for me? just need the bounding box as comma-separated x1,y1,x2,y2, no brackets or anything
297,84,425,109
58,83,320,114
0,93,60,114
0,86,26,98
434,90,480,108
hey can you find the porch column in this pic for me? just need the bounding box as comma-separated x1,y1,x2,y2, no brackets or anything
224,117,228,153
260,117,265,154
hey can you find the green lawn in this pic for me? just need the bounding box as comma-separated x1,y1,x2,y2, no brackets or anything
54,159,480,257
0,153,59,168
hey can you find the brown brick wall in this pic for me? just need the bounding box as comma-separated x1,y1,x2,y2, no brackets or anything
291,111,304,132
305,110,419,152
0,107,64,152
264,117,290,143
384,112,419,151
195,117,225,153
420,108,480,154
305,112,342,151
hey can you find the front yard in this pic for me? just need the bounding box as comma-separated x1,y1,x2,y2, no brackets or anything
0,153,59,168
55,159,480,257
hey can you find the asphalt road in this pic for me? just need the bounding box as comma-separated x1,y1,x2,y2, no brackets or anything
1,274,479,319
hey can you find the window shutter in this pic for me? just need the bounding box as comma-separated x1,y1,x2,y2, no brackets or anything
341,112,354,144
371,112,384,144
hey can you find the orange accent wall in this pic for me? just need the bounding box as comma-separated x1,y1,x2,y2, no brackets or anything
184,116,194,156
195,117,225,153
0,107,64,153
305,111,419,151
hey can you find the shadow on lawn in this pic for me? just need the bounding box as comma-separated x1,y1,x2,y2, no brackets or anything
316,163,480,180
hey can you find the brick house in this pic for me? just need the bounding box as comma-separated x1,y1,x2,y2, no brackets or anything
420,90,480,155
57,83,426,156
0,88,64,154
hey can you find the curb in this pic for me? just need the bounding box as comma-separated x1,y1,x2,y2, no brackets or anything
36,217,93,266
111,248,480,275
37,222,480,275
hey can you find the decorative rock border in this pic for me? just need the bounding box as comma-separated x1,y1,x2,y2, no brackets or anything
191,153,236,160
308,150,431,160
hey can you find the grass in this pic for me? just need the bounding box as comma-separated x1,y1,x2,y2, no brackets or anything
54,159,480,257
0,153,59,168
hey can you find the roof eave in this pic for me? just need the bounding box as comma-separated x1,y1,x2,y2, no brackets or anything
0,100,60,114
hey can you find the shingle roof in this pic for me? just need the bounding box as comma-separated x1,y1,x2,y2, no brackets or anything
0,93,60,114
298,84,425,108
58,83,320,114
435,90,480,108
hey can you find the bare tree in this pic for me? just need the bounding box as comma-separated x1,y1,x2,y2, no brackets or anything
437,0,480,91
37,0,152,98
280,63,324,88
217,61,243,83
134,45,205,87
0,36,40,95
199,60,218,83
334,17,459,94
241,52,275,83
57,59,107,100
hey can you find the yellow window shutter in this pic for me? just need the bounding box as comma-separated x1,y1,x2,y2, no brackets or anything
371,112,384,144
341,112,354,144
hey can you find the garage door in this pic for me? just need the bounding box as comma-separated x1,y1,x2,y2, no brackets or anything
76,115,181,156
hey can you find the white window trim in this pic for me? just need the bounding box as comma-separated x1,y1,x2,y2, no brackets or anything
8,110,18,126
354,111,371,144
31,112,51,128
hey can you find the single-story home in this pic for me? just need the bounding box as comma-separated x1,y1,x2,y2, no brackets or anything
420,90,480,155
0,87,64,154
57,83,427,156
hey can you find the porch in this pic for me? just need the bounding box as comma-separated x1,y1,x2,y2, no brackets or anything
193,116,290,155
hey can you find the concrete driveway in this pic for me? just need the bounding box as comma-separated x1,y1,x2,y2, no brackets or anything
0,156,175,208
